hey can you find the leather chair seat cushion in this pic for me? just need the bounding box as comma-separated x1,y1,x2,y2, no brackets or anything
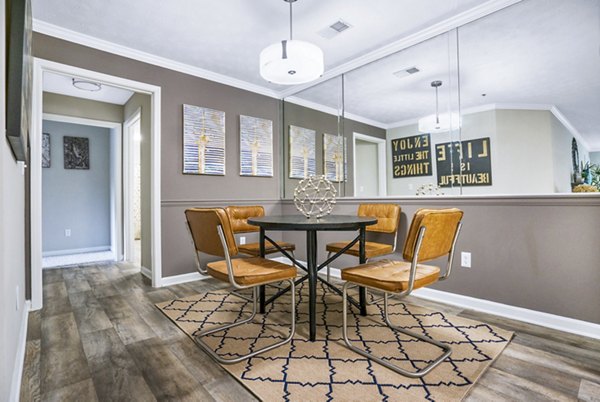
238,241,296,256
207,257,296,286
341,259,440,292
326,241,393,258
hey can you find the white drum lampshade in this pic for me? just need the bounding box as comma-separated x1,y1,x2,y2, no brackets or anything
418,112,461,134
260,40,324,85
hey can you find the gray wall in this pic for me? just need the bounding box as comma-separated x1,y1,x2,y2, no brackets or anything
1,0,28,395
33,33,283,277
281,197,600,324
124,94,152,270
590,152,600,165
43,92,124,122
283,101,386,198
42,120,111,254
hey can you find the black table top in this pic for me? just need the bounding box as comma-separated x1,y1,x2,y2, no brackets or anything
248,214,377,231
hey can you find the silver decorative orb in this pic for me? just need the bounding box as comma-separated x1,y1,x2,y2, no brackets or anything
293,175,337,219
416,183,445,196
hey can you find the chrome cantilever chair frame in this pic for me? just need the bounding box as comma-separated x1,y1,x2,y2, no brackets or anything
191,223,296,365
341,222,462,378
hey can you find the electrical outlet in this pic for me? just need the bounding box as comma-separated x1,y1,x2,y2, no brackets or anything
240,236,246,245
461,252,471,268
65,229,71,237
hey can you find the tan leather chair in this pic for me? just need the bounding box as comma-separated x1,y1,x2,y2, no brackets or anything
226,205,296,260
184,208,297,364
340,208,463,378
325,203,401,282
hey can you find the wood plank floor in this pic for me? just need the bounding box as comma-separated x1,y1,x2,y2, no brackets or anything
20,262,600,401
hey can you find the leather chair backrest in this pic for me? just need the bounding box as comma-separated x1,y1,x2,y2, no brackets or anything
185,208,239,257
358,203,401,234
402,208,463,262
225,205,264,234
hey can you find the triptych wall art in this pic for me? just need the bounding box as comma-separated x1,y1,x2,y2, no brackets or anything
42,133,91,170
42,132,50,168
183,104,226,175
240,115,273,177
289,125,316,179
323,133,346,182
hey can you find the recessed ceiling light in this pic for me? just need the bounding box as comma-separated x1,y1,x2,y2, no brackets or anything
72,79,102,92
392,66,420,79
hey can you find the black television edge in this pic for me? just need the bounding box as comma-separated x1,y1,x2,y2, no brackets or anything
6,0,33,162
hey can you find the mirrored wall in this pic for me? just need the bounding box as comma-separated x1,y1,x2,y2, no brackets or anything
282,0,600,198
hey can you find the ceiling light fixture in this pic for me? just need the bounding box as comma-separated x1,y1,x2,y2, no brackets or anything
418,80,461,133
259,0,324,85
72,79,102,92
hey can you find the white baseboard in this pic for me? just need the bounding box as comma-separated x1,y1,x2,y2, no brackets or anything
272,257,600,340
42,245,111,257
140,266,152,281
160,271,207,287
10,300,31,402
412,288,600,340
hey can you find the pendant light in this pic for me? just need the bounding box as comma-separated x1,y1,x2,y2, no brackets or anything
418,80,461,133
259,0,324,85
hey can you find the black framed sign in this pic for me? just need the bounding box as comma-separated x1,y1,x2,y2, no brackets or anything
436,137,492,187
391,134,432,178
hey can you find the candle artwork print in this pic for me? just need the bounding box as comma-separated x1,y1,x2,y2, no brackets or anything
323,133,346,183
289,125,316,179
240,115,273,177
183,104,225,175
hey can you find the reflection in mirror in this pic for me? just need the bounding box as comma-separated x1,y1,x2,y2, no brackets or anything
281,0,600,198
456,0,600,194
343,30,460,197
283,75,387,198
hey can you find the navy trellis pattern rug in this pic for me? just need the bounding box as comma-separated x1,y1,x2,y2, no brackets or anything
157,282,512,401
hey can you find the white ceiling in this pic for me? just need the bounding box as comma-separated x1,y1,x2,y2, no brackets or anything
32,0,599,149
32,0,487,92
293,0,600,149
43,71,134,105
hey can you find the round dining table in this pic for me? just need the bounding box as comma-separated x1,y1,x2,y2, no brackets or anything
248,214,377,341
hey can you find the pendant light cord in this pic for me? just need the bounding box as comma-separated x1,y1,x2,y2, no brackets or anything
289,1,293,40
435,85,439,124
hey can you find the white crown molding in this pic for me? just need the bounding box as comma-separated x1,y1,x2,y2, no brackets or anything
549,106,594,152
285,96,387,129
387,103,594,151
279,0,524,98
32,19,281,99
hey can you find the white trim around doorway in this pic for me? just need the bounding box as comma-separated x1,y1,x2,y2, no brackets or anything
123,107,141,264
352,133,387,197
31,58,163,310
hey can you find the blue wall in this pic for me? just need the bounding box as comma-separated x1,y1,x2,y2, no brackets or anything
42,120,111,254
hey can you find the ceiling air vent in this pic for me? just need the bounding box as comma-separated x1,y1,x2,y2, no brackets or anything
318,19,353,39
393,66,420,79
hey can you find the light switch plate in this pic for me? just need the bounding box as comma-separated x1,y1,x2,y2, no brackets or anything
461,252,471,268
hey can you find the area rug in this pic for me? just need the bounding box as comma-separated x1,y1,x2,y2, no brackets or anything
157,282,512,401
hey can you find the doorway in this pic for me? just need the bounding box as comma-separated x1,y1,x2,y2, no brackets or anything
40,114,122,268
353,133,387,197
124,109,142,266
31,58,163,310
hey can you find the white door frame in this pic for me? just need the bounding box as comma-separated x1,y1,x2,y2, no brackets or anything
353,133,387,197
41,113,123,262
123,107,141,263
31,58,163,310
